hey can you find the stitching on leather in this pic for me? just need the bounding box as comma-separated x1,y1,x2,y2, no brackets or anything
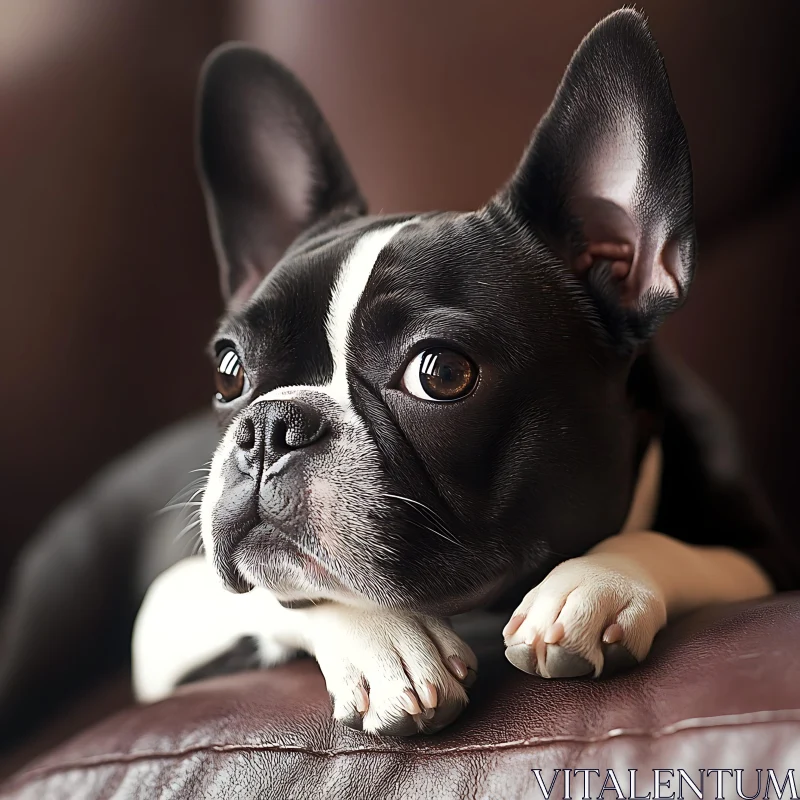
9,709,800,787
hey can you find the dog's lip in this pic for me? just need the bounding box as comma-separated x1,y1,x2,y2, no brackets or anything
273,529,334,579
231,521,340,586
216,547,254,594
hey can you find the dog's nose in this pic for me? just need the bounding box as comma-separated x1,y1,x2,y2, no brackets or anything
234,399,328,469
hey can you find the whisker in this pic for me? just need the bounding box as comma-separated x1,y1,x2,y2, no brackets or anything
383,493,468,551
383,493,449,527
384,494,444,523
176,518,202,541
384,494,454,539
407,519,467,550
160,475,208,511
155,501,203,517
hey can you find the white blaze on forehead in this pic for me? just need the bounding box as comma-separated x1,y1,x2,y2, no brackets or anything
324,222,412,412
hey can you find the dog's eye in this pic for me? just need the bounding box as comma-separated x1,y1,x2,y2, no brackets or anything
402,348,478,402
214,347,249,402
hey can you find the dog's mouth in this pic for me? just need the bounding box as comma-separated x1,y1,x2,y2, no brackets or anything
219,520,348,600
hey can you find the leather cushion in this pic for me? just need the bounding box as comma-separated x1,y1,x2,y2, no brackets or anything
3,594,799,799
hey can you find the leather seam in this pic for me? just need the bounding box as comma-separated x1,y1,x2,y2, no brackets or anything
7,709,800,787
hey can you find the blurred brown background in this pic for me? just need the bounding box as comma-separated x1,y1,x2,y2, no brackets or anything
1,0,798,590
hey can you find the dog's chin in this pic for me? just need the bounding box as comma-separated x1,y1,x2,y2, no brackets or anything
210,514,518,614
229,548,510,615
218,522,352,602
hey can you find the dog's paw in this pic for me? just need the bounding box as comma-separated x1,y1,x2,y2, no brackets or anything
308,606,477,736
503,554,666,679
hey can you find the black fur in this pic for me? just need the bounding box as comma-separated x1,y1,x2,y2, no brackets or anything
176,636,263,686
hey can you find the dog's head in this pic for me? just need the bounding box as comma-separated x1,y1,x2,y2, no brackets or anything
198,10,694,614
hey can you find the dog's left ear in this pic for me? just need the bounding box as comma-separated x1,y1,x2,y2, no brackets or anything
499,9,695,345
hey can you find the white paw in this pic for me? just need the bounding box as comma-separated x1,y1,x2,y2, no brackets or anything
503,554,667,678
305,605,477,736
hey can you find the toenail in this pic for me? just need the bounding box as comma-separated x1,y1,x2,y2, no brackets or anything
544,621,565,644
447,656,469,680
400,689,422,716
419,682,438,709
602,623,624,644
505,643,539,675
355,685,370,714
503,614,526,638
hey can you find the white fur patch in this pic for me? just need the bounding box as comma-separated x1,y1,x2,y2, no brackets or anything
132,556,293,702
324,221,412,414
247,220,413,416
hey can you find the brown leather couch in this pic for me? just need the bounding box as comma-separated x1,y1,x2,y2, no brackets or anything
2,596,800,799
1,1,799,796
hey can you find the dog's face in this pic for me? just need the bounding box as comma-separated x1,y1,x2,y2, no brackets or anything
198,10,695,615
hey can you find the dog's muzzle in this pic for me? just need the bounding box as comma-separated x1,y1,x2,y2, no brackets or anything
213,398,331,593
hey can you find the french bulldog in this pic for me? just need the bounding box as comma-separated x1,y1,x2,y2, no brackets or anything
131,9,791,736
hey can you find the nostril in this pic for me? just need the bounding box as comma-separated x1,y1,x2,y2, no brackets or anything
269,419,290,454
286,418,329,448
284,410,328,449
256,399,330,460
235,417,256,451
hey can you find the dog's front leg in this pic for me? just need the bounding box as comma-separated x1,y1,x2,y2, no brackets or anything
503,531,773,678
133,556,476,736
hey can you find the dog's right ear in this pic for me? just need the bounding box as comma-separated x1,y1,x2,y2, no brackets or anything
198,45,366,305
